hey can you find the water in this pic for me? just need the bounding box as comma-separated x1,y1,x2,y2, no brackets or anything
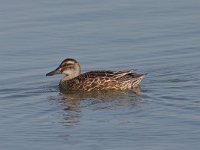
0,0,200,149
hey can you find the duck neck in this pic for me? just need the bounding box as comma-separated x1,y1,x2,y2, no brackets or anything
62,74,77,81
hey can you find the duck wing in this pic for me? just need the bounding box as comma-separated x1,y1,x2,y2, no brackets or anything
85,70,135,78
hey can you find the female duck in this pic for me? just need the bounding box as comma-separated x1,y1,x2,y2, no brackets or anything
46,58,145,92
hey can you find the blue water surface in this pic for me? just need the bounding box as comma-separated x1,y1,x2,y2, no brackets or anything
0,0,200,149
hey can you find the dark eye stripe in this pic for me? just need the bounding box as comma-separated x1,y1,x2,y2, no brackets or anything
62,64,74,68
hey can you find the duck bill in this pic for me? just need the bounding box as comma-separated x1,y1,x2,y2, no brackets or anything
46,67,61,76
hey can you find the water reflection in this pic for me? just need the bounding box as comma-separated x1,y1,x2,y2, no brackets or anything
59,86,143,126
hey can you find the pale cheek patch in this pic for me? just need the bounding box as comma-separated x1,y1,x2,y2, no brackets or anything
63,70,73,75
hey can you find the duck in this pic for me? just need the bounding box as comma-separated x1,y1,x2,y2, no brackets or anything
46,58,145,92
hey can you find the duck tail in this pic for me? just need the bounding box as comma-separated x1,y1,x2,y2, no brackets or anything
128,74,145,88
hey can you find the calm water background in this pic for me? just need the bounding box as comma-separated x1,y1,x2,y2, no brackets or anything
0,0,200,149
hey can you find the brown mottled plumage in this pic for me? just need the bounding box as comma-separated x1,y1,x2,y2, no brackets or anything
46,58,145,92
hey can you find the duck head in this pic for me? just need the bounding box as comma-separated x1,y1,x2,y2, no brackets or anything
46,58,81,80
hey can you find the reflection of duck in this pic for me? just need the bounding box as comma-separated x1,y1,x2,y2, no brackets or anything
46,58,145,92
60,86,142,126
